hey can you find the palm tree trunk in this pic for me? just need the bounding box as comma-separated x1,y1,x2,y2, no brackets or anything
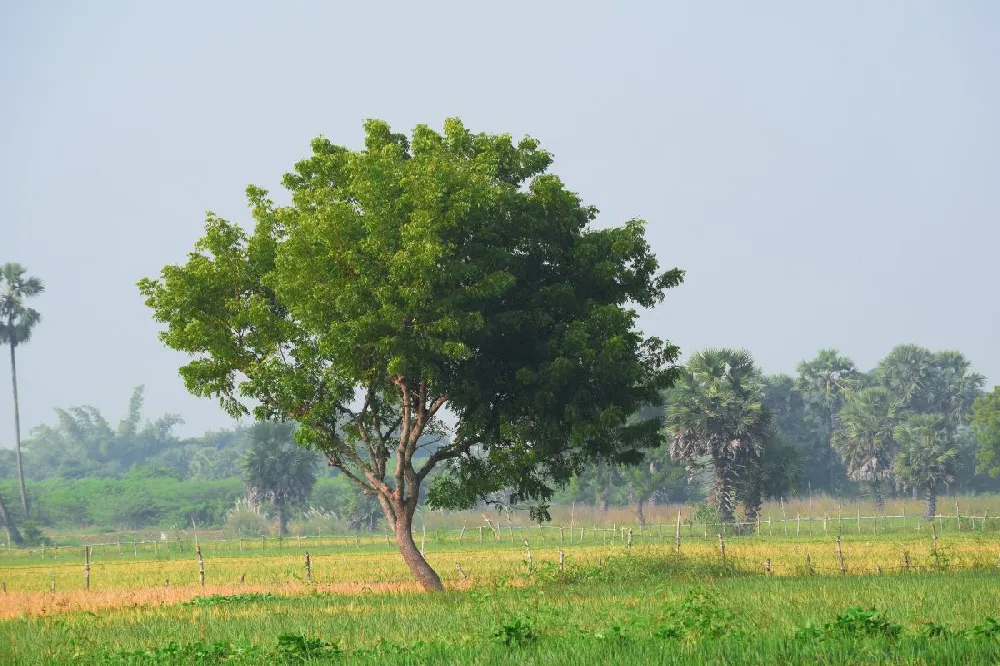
392,501,443,591
0,491,21,544
871,480,885,513
277,503,287,536
713,467,735,523
923,485,936,521
9,339,28,517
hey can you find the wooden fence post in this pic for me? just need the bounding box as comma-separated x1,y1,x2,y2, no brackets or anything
675,510,682,554
456,562,467,579
197,546,205,587
84,546,90,591
305,552,312,585
559,548,565,572
903,551,910,572
836,536,846,577
718,533,726,560
765,558,772,576
627,528,632,553
523,539,532,573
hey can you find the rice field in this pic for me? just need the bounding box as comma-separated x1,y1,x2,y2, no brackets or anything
2,501,999,664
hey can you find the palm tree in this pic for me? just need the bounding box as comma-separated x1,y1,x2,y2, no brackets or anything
893,414,959,520
876,344,936,413
794,349,861,492
666,348,772,523
0,263,44,517
241,421,320,535
833,387,899,510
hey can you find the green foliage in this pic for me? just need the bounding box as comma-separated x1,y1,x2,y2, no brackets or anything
492,618,537,647
275,633,341,660
833,387,899,486
22,388,250,481
793,350,861,494
656,588,744,641
893,413,959,497
139,117,682,551
182,593,280,607
241,422,319,534
0,474,245,529
795,606,901,641
973,388,1000,478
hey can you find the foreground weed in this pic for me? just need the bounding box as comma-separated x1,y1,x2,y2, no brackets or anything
182,593,280,607
276,633,341,661
492,618,537,647
656,587,744,641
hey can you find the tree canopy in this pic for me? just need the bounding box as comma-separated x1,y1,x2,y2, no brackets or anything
139,118,682,589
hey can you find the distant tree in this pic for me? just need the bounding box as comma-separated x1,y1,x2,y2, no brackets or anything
875,345,983,420
794,350,861,494
926,351,985,422
893,413,959,520
25,387,184,479
764,373,825,494
736,433,803,519
139,118,680,590
833,387,899,510
622,448,689,526
241,422,320,535
0,263,44,516
876,344,936,413
973,388,1000,478
666,349,772,523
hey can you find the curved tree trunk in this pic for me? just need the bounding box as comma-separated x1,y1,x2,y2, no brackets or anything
393,505,443,591
0,492,21,544
634,496,647,527
923,485,937,521
9,340,28,517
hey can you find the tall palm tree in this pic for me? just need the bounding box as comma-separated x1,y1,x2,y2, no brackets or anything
666,348,772,523
833,387,899,510
794,349,860,492
0,263,44,517
241,421,320,535
893,413,959,520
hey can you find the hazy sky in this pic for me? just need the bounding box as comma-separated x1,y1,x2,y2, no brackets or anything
1,2,998,441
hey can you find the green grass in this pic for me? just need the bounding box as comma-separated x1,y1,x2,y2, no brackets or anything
2,558,999,664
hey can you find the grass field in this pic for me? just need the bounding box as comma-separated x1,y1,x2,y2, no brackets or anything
2,518,1000,664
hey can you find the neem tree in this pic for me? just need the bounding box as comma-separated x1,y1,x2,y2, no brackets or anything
139,119,681,590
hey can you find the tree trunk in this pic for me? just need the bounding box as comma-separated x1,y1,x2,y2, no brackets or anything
871,480,885,513
743,481,762,526
9,340,28,517
634,496,647,527
393,505,443,591
277,503,287,536
0,491,21,544
713,468,735,523
923,485,936,521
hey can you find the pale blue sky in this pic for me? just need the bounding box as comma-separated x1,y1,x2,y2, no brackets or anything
1,1,998,439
